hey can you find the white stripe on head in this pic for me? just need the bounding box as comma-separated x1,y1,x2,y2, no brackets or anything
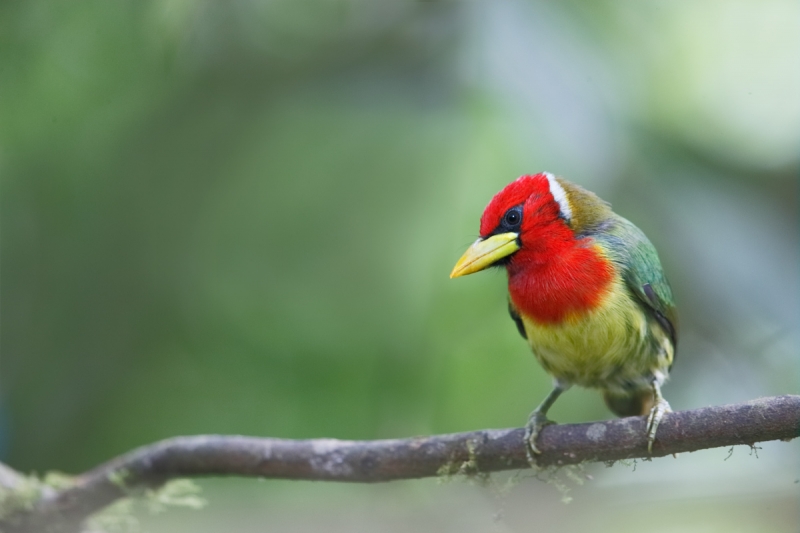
543,172,572,222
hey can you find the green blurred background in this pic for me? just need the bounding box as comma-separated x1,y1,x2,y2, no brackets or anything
2,0,798,531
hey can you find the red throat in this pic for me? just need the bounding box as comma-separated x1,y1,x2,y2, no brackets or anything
507,235,614,324
478,174,615,324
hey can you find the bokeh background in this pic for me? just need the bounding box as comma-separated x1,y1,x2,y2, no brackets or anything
2,0,799,531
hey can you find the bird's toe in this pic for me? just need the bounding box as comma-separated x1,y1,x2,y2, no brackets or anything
524,411,556,462
646,398,672,453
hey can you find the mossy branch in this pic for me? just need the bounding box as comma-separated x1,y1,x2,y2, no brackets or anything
1,395,798,533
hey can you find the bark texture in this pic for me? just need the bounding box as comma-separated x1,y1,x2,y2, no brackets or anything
1,395,798,533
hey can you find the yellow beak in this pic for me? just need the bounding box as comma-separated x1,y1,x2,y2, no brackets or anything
450,232,520,278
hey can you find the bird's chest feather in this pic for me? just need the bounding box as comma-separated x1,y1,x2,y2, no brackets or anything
508,240,658,389
517,277,652,388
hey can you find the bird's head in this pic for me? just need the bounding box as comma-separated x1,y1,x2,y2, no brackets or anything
450,173,593,278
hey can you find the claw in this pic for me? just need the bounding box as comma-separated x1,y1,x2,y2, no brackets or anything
646,397,672,453
523,382,568,464
524,410,555,463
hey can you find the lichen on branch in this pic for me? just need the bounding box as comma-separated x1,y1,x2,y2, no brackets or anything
1,395,798,533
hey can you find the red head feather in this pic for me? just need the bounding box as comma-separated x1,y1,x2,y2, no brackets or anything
481,174,614,324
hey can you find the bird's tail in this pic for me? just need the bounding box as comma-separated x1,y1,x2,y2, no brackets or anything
603,389,655,418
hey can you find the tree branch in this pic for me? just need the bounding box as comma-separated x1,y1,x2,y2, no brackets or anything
2,395,798,533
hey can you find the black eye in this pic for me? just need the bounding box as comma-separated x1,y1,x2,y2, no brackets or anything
503,207,522,228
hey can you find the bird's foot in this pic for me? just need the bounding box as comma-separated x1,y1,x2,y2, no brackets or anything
646,397,672,453
524,410,555,464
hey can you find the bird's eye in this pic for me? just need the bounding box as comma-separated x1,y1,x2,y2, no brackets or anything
503,207,522,228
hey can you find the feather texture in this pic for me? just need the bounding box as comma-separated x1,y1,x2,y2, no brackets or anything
499,176,676,409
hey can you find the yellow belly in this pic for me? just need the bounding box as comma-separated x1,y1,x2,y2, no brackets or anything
518,277,672,392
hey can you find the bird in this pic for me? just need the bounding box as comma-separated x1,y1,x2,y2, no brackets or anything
450,173,677,458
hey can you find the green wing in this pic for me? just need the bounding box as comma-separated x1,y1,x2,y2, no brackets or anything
594,216,679,350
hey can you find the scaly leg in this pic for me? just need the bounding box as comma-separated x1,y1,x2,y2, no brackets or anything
646,380,672,453
525,381,570,461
